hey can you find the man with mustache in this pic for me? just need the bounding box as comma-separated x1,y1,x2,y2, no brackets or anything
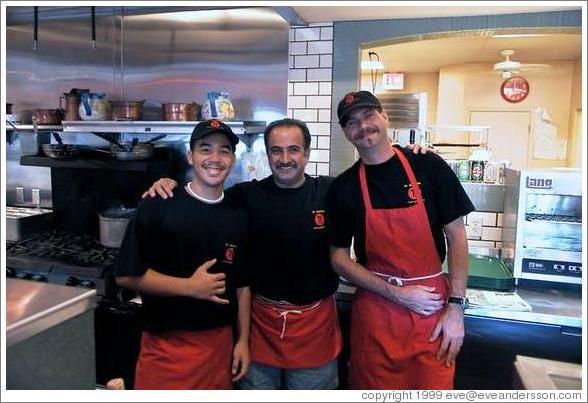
144,118,429,389
114,120,251,389
326,91,474,389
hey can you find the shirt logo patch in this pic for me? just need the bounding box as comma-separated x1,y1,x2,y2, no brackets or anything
223,243,237,264
313,210,326,230
407,186,416,200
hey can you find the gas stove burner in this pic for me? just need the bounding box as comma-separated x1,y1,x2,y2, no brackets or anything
6,230,119,299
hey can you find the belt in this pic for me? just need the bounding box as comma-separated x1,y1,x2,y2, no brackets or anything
372,270,443,287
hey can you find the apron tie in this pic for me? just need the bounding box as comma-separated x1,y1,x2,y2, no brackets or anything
373,270,443,287
256,295,322,340
278,309,302,339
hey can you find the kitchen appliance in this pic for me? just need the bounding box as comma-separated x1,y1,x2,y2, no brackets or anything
502,168,582,285
6,230,142,388
6,206,53,241
6,230,117,297
379,92,427,146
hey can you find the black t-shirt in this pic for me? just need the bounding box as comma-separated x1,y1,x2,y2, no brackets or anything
228,174,339,305
326,147,475,265
113,188,248,333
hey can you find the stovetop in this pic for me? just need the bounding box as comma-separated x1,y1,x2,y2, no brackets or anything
6,230,119,298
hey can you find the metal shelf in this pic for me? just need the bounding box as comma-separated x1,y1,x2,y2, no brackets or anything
6,124,62,132
61,120,266,135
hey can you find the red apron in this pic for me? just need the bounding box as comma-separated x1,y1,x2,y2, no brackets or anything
348,147,454,390
134,326,233,390
250,295,342,369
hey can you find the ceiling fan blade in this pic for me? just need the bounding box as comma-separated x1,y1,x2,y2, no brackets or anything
519,63,551,71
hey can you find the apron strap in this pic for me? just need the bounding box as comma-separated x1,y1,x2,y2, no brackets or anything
373,270,443,287
359,147,425,211
255,295,323,339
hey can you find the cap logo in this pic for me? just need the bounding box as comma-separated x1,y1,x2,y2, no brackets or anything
344,93,356,105
210,119,221,129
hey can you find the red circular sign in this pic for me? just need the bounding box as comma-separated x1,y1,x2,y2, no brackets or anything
500,77,530,103
225,247,234,262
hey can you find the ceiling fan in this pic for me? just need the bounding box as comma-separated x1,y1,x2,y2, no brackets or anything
493,49,550,78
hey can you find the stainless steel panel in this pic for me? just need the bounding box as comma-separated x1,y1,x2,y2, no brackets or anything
6,278,96,347
6,6,288,202
461,182,505,213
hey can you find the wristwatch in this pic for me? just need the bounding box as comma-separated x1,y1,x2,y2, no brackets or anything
447,296,469,311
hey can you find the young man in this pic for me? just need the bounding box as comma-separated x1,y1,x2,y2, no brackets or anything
326,91,475,389
114,119,251,389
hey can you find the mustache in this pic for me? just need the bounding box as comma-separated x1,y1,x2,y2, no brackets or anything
275,162,297,169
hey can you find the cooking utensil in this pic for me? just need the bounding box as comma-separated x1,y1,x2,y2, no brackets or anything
52,132,64,145
111,101,143,121
7,206,53,242
99,207,136,248
143,134,167,144
42,143,79,159
108,142,154,160
32,109,63,125
162,102,199,121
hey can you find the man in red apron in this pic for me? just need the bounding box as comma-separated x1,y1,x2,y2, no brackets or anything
114,120,251,389
326,91,474,389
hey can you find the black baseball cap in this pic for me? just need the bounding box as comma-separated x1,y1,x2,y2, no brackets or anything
190,119,239,151
337,90,383,127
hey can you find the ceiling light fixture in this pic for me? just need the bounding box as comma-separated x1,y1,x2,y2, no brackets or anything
361,51,384,70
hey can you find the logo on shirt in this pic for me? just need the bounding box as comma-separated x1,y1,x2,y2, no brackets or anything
313,210,326,230
223,243,237,264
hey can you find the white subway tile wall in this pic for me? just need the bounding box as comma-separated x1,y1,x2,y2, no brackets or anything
288,23,334,176
465,211,505,251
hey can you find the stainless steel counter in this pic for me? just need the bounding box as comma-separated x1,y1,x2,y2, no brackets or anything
465,286,582,328
7,278,96,347
7,279,98,389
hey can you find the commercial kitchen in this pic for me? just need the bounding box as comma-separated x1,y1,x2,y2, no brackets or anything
3,4,584,392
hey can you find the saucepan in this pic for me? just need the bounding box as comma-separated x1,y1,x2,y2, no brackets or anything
42,132,80,159
99,206,136,248
92,134,167,160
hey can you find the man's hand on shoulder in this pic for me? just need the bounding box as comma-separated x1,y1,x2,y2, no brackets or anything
141,178,178,199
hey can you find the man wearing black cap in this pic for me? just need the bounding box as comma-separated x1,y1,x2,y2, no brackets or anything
114,119,251,389
326,91,474,389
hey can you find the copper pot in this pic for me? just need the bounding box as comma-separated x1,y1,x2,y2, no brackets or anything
32,109,63,125
111,101,143,121
163,102,199,121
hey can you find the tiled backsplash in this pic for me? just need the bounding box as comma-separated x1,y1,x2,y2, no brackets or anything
288,23,334,176
465,211,504,250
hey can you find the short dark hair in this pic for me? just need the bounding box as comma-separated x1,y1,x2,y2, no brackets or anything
263,118,311,150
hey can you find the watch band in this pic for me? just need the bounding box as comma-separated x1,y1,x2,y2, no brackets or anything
447,296,469,310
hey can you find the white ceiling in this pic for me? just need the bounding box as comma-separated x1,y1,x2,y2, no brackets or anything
363,32,582,73
292,5,580,23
